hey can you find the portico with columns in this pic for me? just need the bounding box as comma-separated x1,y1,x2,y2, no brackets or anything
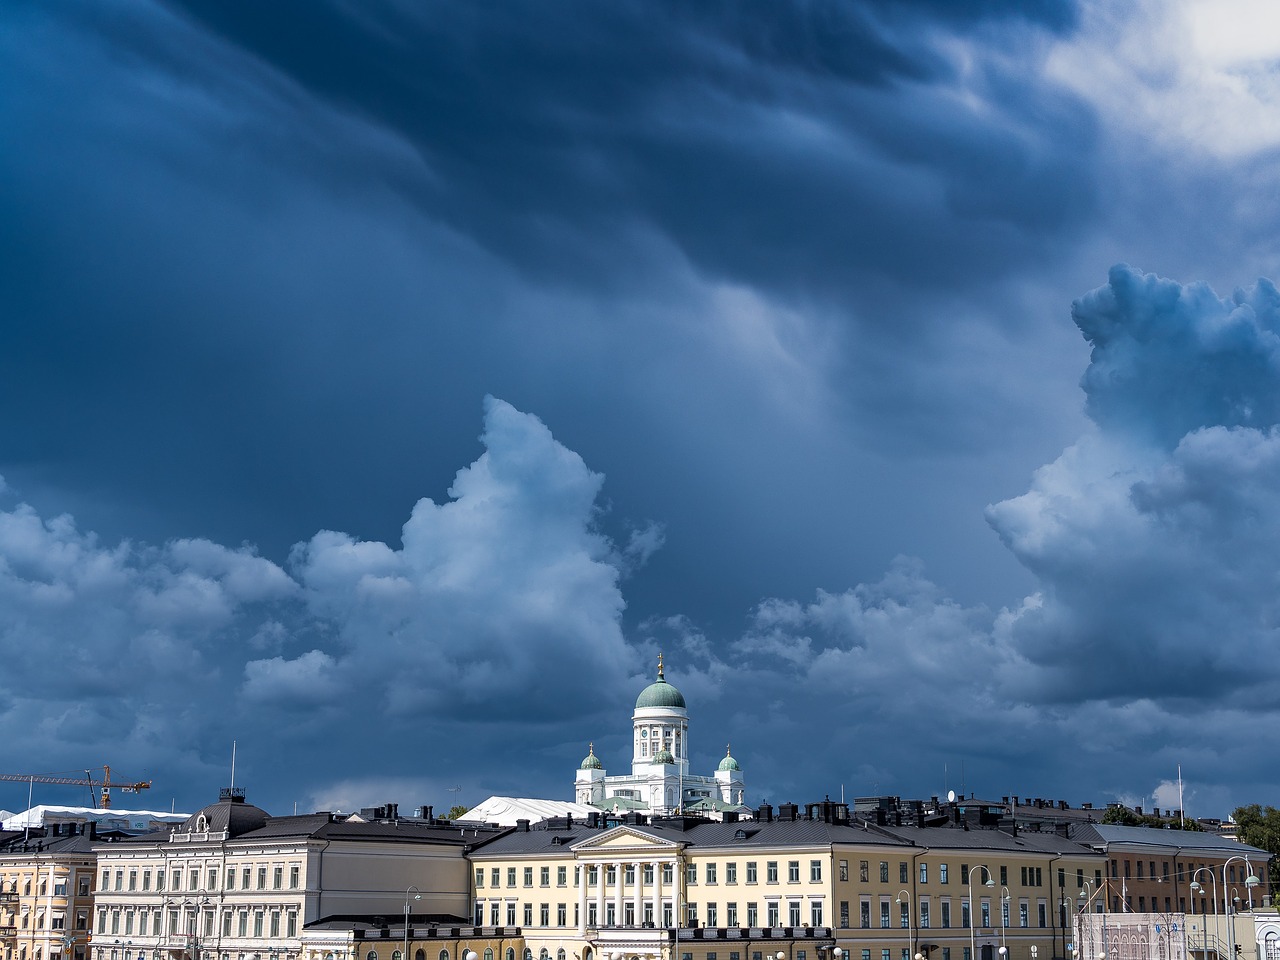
571,827,683,960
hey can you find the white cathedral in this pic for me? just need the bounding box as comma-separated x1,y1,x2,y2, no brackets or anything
574,655,747,818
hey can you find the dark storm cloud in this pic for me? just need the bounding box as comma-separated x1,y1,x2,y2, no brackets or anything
148,0,1095,302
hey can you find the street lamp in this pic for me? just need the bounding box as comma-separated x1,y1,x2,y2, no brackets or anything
1219,857,1261,960
1191,870,1220,960
404,886,422,960
968,866,995,960
1075,880,1107,960
896,891,913,960
1000,887,1011,958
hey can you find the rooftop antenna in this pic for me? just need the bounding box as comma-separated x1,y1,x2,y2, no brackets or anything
448,785,462,809
230,740,237,789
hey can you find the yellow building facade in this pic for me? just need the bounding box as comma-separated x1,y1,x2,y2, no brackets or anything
0,825,98,960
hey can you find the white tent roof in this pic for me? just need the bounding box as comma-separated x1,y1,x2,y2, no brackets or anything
460,796,599,826
2,804,189,832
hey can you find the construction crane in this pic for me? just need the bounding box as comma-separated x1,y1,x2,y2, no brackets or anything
0,765,152,809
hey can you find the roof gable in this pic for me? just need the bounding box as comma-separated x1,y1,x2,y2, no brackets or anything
572,825,679,854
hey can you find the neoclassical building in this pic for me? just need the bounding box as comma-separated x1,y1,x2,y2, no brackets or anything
574,658,746,817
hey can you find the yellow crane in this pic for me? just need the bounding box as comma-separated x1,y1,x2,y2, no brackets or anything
0,765,152,809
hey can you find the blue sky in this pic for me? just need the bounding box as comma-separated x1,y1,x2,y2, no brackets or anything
2,0,1280,820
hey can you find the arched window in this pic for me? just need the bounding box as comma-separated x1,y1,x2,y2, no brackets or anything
557,951,566,960
484,951,493,960
416,951,426,960
523,951,533,960
439,950,450,960
367,951,378,960
540,950,549,960
506,949,515,960
393,951,402,960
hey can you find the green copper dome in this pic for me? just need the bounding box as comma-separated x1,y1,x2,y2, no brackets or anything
581,743,603,770
718,745,740,772
654,747,675,764
635,654,686,709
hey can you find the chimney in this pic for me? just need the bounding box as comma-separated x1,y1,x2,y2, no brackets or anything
516,819,530,833
758,804,774,822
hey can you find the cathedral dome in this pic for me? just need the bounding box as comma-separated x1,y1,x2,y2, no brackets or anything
718,746,740,772
654,747,675,764
580,743,603,770
635,655,686,709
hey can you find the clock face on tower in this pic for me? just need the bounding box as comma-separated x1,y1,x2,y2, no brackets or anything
640,729,648,738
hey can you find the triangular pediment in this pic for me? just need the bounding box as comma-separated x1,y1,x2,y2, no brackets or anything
571,825,680,854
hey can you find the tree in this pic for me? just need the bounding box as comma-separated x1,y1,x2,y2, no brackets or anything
1102,805,1142,826
445,804,469,820
1231,804,1280,889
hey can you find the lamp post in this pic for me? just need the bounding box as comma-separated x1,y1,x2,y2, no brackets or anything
1191,870,1220,959
1075,880,1107,960
1000,887,1011,960
897,891,914,960
404,886,422,960
1222,857,1262,960
968,866,995,960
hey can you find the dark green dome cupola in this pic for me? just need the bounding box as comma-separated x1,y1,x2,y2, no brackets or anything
635,654,686,709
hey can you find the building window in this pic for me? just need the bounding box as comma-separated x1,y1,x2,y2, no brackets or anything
557,866,567,887
811,861,822,882
507,868,516,887
811,902,823,927
524,867,534,887
727,863,737,884
269,912,280,937
920,864,928,884
541,867,550,887
900,903,909,928
475,869,484,888
226,869,235,890
942,900,951,928
253,912,263,937
788,862,800,883
644,865,655,884
727,903,738,926
1000,867,1008,886
241,868,250,889
767,862,778,883
981,902,990,928
506,903,516,926
707,903,718,926
920,900,930,928
880,862,889,883
788,902,801,927
1038,902,1047,928
860,900,870,928
747,903,758,927
747,863,758,884
767,903,779,927
491,869,501,887
962,900,970,929
491,902,500,926
708,865,718,884
881,901,890,928
900,863,909,884
940,864,948,884
557,904,566,926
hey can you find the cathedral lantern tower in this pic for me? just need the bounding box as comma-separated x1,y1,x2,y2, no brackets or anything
632,654,688,778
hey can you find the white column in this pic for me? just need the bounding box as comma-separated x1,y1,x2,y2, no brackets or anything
578,866,588,936
596,865,605,929
651,861,661,928
613,861,624,927
632,861,642,926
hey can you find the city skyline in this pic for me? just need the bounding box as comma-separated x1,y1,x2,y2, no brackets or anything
3,0,1280,818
